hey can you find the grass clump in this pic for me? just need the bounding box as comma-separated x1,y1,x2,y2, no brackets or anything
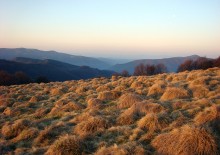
151,125,218,155
194,105,220,125
87,98,103,109
98,91,121,101
1,119,30,139
46,135,84,155
137,112,170,133
117,93,143,109
95,142,147,155
160,87,190,101
74,116,110,136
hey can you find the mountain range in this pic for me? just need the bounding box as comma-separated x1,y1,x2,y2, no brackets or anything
110,55,200,73
0,48,112,69
0,58,114,81
0,48,202,77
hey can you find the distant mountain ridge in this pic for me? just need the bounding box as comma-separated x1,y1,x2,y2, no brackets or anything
110,55,200,74
0,48,202,74
0,48,111,69
0,58,114,81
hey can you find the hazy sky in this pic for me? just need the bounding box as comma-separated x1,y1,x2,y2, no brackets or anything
0,0,220,59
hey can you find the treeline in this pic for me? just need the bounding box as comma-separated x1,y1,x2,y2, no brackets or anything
177,56,220,72
115,64,168,77
116,56,220,77
0,70,49,86
133,63,167,76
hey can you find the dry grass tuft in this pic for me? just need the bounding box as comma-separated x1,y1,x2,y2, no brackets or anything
151,125,218,155
87,98,103,109
29,96,38,102
130,101,165,115
189,85,209,98
61,101,85,111
98,91,121,101
34,123,67,146
1,119,30,139
95,142,147,155
74,116,110,136
117,108,138,125
147,83,165,98
46,135,83,155
50,88,64,96
194,105,220,125
160,87,190,101
34,107,50,118
137,113,170,132
117,93,143,109
12,127,38,142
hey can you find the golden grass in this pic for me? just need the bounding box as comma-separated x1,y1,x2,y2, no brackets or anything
194,105,220,125
74,116,110,136
46,135,83,155
151,125,218,155
147,83,165,98
137,112,170,132
117,93,143,109
0,68,220,154
87,98,103,109
97,91,121,101
95,142,147,155
1,119,30,139
160,87,190,101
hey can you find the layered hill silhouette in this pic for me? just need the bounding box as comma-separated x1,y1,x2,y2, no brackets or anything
0,48,202,74
0,48,111,69
0,58,114,81
111,55,200,73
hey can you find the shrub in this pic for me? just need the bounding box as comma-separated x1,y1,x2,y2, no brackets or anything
177,56,220,72
213,56,220,67
35,76,50,83
133,63,146,76
14,71,32,84
0,70,17,86
0,70,32,86
151,125,218,155
120,70,130,77
46,135,83,155
133,63,167,76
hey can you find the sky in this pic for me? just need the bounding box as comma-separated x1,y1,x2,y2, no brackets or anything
0,0,220,59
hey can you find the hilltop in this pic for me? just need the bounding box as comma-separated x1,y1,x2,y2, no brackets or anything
0,68,219,154
0,58,114,82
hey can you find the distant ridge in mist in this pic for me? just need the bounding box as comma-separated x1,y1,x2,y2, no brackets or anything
0,48,111,69
0,58,114,81
110,55,200,73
